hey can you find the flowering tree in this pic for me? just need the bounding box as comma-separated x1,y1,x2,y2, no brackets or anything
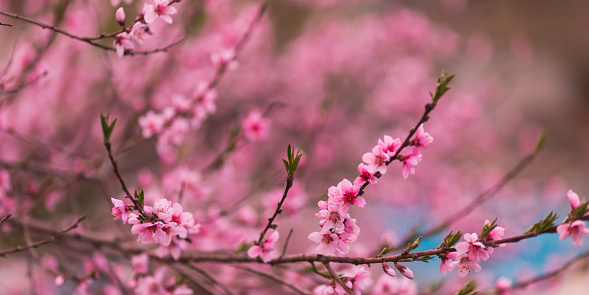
0,1,587,294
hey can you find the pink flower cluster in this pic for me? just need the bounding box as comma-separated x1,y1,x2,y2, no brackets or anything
441,223,505,277
309,125,433,256
138,82,217,161
313,266,370,295
247,229,279,263
556,190,589,246
111,197,200,250
113,0,178,57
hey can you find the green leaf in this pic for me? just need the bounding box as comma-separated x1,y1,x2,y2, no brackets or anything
282,159,290,172
523,211,558,234
100,113,117,143
234,242,250,253
571,201,589,220
407,236,422,251
135,190,145,209
455,280,478,295
480,218,498,239
380,245,396,256
536,129,548,153
438,231,462,248
431,71,456,103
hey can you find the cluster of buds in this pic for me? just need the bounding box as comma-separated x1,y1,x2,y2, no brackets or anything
111,196,200,250
309,125,433,256
113,0,179,57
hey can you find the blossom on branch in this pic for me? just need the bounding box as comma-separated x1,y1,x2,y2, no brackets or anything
248,230,279,263
556,220,589,247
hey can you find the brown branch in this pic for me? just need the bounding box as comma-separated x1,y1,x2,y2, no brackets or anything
256,177,293,245
0,21,12,27
281,229,294,258
104,141,146,216
323,261,354,295
0,215,85,257
0,11,184,57
0,213,11,225
185,263,236,295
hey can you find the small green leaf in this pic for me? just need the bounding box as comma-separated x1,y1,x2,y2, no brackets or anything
282,159,290,172
408,236,422,251
431,71,456,103
523,211,558,234
135,190,145,209
438,231,462,248
455,280,478,295
571,201,589,220
380,245,396,256
536,129,548,153
100,113,117,143
480,218,498,239
234,242,250,253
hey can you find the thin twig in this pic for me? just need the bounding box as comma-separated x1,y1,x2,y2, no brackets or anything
185,263,236,295
281,229,294,258
0,21,12,27
0,11,184,57
169,264,217,295
256,177,293,245
104,141,146,216
231,265,310,295
0,213,11,225
323,262,354,295
0,215,85,257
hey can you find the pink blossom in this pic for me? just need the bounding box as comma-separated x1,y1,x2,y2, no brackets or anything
316,200,346,232
362,145,389,174
115,7,125,27
343,266,371,294
144,0,177,24
153,198,174,222
496,276,512,295
131,253,149,274
448,252,482,277
243,110,270,141
328,179,364,214
55,275,65,286
138,111,166,138
0,170,10,191
111,198,130,223
308,229,346,256
439,255,453,275
378,135,402,156
355,163,378,185
455,233,489,261
413,124,433,148
113,32,134,57
556,220,589,246
211,48,238,71
248,230,279,263
401,147,422,179
567,189,581,210
130,22,152,45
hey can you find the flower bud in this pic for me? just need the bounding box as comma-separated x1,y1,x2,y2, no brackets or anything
115,7,126,27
